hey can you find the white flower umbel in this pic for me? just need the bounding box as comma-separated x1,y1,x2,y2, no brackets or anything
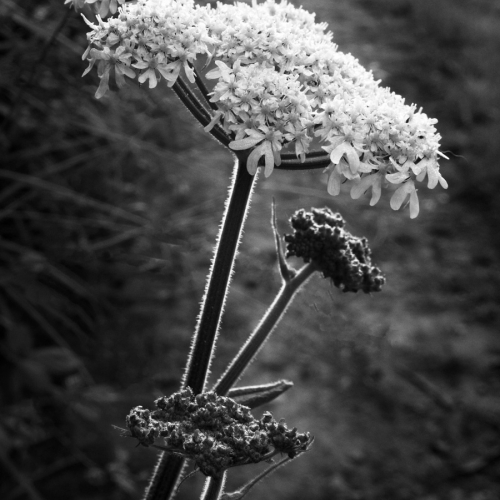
80,0,448,218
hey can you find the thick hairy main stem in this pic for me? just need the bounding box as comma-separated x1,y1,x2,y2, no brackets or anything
145,153,256,500
183,153,256,394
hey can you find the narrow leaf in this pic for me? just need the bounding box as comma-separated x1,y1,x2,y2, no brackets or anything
227,380,294,409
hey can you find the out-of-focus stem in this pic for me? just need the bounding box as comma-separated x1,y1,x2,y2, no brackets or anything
214,262,317,396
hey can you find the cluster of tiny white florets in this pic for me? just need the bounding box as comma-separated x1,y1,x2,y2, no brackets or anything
206,61,314,175
78,0,448,217
65,0,125,18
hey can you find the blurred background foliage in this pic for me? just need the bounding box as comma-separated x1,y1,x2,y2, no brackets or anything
1,0,499,499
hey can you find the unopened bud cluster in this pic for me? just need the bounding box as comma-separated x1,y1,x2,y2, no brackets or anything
285,208,384,293
126,388,312,477
76,0,448,217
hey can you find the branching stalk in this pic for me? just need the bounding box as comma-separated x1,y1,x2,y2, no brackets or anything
214,262,317,396
191,65,219,111
172,77,231,146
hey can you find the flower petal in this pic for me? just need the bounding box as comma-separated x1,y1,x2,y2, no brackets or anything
408,161,423,176
386,172,409,184
121,65,136,79
340,159,360,180
390,184,408,210
416,169,426,182
351,174,376,200
263,142,275,178
246,143,265,175
114,66,126,88
229,136,263,151
322,136,345,153
205,60,230,80
184,62,195,83
327,164,342,196
409,186,419,218
273,148,282,167
95,69,110,99
370,175,382,206
439,175,448,189
427,164,439,189
329,142,348,164
157,66,176,81
132,61,149,69
344,143,360,174
148,70,158,88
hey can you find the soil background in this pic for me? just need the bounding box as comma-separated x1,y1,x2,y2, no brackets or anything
1,1,500,499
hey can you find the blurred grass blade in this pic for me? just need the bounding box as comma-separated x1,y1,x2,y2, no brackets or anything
0,145,109,205
0,170,150,226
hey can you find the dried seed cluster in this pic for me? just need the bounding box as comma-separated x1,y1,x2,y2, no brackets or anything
285,207,384,293
126,388,312,477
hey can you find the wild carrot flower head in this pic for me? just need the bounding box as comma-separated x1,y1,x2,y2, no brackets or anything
284,207,385,293
126,388,312,478
80,0,448,217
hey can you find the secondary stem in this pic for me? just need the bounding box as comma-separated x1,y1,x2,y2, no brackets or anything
214,262,317,396
203,262,316,499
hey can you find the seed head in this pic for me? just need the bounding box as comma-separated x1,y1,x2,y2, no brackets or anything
126,388,312,477
284,207,385,293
